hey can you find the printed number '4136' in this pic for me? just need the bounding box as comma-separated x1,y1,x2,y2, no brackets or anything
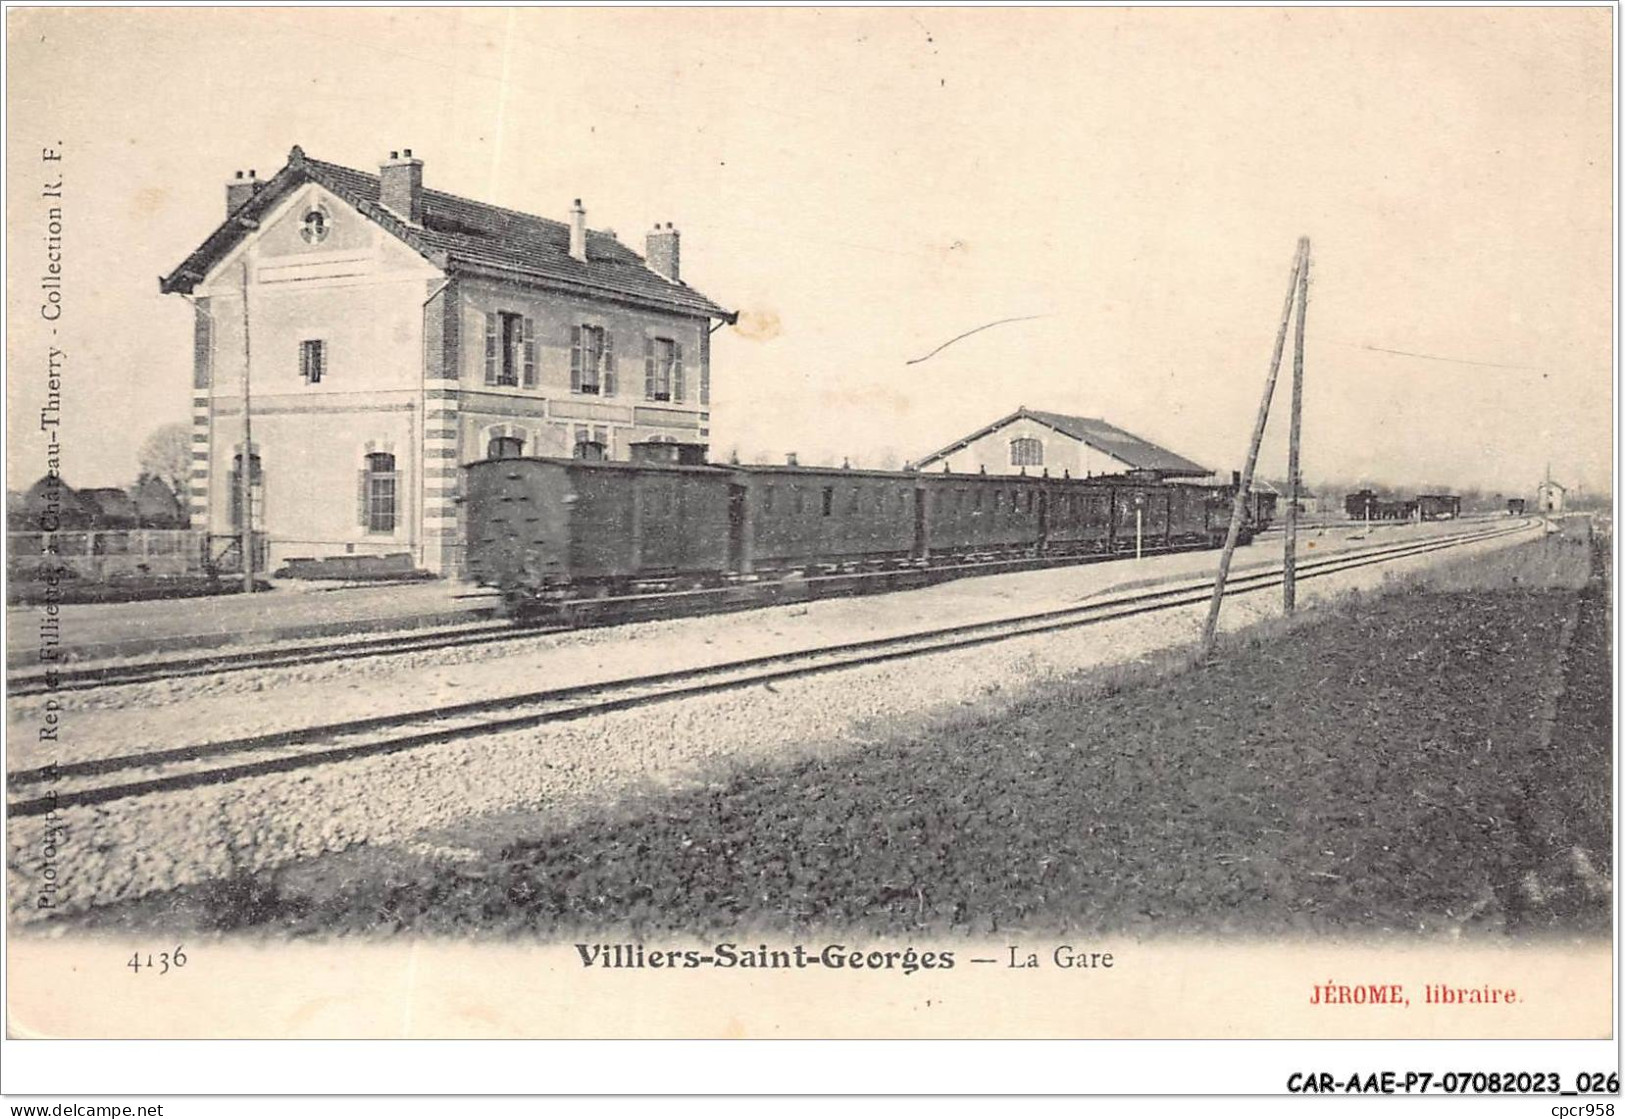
128,946,187,975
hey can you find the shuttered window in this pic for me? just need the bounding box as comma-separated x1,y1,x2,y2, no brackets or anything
359,453,397,534
229,453,263,531
485,312,533,387
572,325,610,394
646,337,683,402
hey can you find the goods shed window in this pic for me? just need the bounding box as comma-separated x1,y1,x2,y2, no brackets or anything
360,453,397,535
1010,437,1043,467
821,487,834,516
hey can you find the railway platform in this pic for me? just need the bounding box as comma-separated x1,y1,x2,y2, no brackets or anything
6,576,499,667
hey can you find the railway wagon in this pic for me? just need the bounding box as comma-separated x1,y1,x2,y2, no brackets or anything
1416,494,1461,521
464,454,1266,616
1344,490,1416,521
463,457,736,601
735,464,918,570
1249,490,1279,531
916,471,1045,557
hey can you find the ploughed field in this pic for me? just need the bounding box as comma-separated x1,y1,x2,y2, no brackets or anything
67,531,1610,939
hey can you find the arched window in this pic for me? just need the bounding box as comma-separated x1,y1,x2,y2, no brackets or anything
229,452,263,531
360,452,397,534
573,424,608,461
487,435,525,460
1010,437,1043,467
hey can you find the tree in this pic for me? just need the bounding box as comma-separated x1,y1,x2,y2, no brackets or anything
137,422,191,497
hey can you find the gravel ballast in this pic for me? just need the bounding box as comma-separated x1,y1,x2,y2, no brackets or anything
8,521,1540,923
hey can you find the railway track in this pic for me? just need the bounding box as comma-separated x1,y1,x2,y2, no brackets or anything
7,519,1530,819
8,539,1234,697
6,523,1507,697
6,618,539,698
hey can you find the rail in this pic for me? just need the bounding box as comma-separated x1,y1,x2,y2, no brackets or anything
7,520,1532,818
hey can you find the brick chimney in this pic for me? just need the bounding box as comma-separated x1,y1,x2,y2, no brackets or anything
646,222,680,281
569,199,587,261
380,149,423,224
226,169,260,216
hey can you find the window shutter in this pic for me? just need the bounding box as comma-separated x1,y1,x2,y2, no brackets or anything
570,325,583,392
358,468,369,527
672,342,685,403
192,302,213,390
699,337,709,407
483,313,498,385
522,317,536,388
601,331,616,396
644,336,656,399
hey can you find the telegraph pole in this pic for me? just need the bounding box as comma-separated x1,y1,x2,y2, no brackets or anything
1283,237,1310,612
240,258,255,594
1200,238,1305,660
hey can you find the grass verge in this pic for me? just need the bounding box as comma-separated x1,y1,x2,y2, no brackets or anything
60,533,1610,940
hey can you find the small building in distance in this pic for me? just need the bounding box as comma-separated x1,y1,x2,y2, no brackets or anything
1537,478,1567,514
911,406,1209,480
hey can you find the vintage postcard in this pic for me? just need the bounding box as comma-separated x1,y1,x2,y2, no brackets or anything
3,4,1615,1096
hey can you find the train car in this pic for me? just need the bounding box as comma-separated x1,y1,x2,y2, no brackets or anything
463,456,736,605
1416,494,1461,521
1249,490,1278,532
917,470,1046,558
1507,498,1527,516
734,464,919,571
1344,489,1416,521
465,454,1267,617
1041,477,1117,553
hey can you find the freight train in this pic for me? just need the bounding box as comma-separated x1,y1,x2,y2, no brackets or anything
1344,489,1461,522
464,442,1274,617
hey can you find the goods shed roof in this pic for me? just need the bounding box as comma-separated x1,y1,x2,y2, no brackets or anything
915,407,1209,477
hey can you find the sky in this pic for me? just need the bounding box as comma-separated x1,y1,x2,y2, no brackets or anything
5,7,1614,498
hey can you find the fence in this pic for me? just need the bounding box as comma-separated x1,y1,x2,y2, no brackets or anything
8,529,214,580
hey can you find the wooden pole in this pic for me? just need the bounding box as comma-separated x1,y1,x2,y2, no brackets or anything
1283,236,1310,612
1199,239,1305,659
240,259,255,594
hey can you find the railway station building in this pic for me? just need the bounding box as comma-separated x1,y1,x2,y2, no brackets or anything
912,407,1210,481
1537,478,1567,514
161,146,734,575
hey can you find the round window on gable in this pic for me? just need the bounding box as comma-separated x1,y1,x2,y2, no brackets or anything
300,205,332,244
